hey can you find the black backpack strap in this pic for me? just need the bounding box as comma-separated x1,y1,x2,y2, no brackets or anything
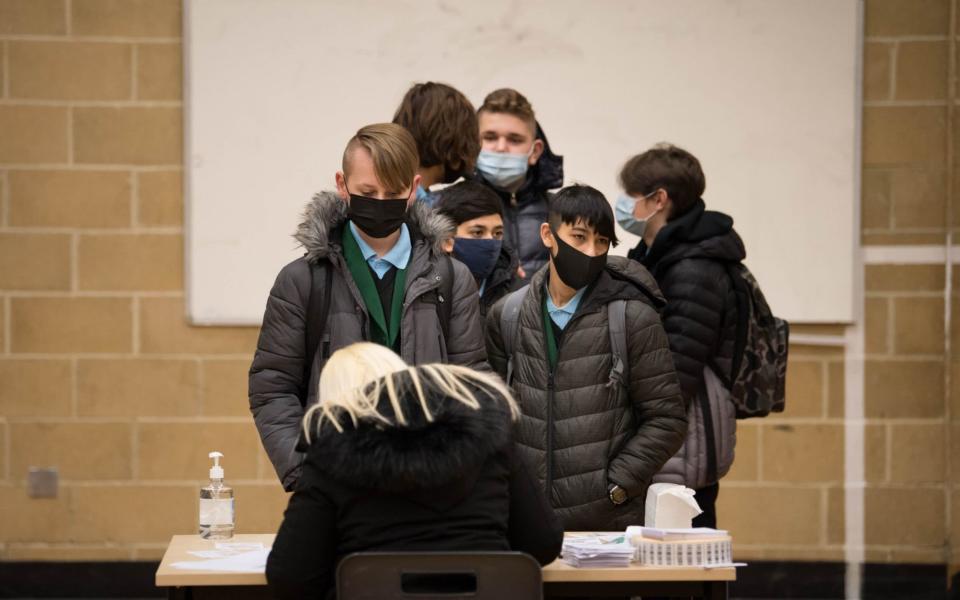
302,259,333,407
436,255,454,348
500,286,529,386
606,300,629,390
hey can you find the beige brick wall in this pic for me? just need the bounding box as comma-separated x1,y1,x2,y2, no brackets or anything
718,342,847,562
860,0,956,575
0,0,282,561
0,0,955,574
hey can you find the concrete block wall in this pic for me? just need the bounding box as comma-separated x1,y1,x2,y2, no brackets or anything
0,0,955,577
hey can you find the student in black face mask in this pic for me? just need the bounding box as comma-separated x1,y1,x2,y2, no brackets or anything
485,184,687,532
434,181,521,317
249,123,490,493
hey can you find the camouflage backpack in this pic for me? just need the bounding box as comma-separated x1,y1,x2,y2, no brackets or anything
715,263,789,418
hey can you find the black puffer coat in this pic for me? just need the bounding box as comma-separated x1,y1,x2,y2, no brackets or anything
266,384,563,600
479,244,521,317
249,192,488,491
629,199,745,489
485,257,686,531
473,122,563,279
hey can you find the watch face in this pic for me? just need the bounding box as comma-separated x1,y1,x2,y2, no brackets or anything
611,486,627,504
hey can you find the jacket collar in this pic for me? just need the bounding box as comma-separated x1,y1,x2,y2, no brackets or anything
526,256,665,321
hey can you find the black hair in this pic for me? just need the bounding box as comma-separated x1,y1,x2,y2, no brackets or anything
434,180,503,225
547,184,619,246
619,143,705,221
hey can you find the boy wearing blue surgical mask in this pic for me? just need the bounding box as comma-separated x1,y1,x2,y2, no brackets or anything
435,181,520,316
473,88,564,281
617,143,745,529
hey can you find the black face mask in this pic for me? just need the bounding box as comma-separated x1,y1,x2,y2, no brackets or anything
347,193,408,238
550,228,607,290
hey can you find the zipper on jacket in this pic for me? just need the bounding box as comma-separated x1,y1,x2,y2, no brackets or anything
546,370,556,498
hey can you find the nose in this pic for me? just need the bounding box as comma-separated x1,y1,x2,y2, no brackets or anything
494,137,509,153
586,240,606,257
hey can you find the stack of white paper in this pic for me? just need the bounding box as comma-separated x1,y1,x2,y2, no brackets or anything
561,534,635,568
172,542,270,573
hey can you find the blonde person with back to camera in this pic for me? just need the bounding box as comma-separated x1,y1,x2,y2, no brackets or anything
265,342,563,599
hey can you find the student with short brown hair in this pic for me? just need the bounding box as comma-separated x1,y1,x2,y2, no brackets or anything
473,88,564,281
392,82,480,205
249,123,489,491
616,143,743,528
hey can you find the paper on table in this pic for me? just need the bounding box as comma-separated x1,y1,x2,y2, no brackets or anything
187,541,266,559
172,548,270,572
561,533,634,568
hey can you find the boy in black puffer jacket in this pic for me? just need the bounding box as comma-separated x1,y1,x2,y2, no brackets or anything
617,143,744,528
486,185,686,532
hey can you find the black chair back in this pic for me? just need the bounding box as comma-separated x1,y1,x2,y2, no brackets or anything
336,551,542,600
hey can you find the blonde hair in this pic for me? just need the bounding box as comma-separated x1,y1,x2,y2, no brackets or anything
342,123,420,193
303,343,519,443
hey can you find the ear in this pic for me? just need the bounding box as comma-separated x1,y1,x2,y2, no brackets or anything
335,171,349,202
441,236,454,254
406,173,422,207
528,139,545,166
539,221,553,250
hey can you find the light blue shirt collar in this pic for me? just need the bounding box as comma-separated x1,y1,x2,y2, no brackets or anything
348,221,412,280
545,285,588,330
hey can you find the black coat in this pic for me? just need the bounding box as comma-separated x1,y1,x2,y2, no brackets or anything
473,122,563,280
486,257,686,530
479,244,521,317
265,384,563,600
629,200,745,488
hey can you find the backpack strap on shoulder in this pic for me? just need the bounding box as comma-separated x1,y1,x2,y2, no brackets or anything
302,259,333,407
500,285,530,386
437,255,454,346
606,299,629,390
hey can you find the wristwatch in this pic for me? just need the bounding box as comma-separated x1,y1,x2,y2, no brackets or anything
608,483,628,505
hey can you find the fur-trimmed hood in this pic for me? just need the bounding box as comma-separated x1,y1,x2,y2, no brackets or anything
293,191,455,264
308,384,513,499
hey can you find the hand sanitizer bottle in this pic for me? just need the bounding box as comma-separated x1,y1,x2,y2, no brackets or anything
199,451,234,540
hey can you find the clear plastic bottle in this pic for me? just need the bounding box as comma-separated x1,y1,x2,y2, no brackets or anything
199,451,234,540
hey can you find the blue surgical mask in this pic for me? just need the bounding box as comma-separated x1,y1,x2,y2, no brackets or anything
452,237,502,283
476,150,530,190
615,191,660,237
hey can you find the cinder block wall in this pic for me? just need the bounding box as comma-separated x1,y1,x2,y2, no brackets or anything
859,0,957,572
0,0,954,576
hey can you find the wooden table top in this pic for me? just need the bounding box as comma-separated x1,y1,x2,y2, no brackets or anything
155,534,737,588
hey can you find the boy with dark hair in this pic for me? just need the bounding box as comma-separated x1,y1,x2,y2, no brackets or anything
474,88,564,280
249,123,488,491
486,184,686,531
392,82,480,205
617,142,745,527
434,181,519,315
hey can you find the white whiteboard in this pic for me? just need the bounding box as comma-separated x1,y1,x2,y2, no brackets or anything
185,0,860,325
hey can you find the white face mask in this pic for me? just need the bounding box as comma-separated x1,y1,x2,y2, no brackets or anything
476,148,532,189
615,189,660,237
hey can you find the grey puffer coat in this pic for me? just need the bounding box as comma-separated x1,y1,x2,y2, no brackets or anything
249,192,489,491
629,200,744,490
485,257,686,531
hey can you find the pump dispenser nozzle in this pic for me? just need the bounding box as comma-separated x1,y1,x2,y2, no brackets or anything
208,451,224,480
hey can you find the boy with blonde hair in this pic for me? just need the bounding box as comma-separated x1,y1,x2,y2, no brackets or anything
250,123,488,491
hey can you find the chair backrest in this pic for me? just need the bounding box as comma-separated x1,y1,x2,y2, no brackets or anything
336,552,543,600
